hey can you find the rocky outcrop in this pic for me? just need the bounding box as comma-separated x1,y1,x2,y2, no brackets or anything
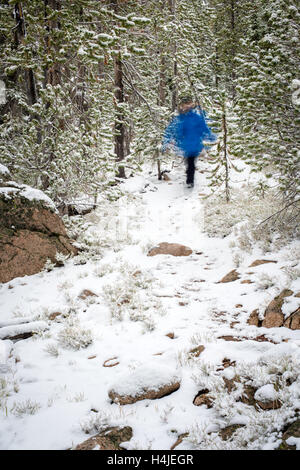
0,177,77,283
247,290,300,330
75,426,133,450
147,242,192,257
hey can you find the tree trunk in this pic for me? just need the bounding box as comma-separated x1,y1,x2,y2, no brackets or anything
222,105,230,202
111,0,126,179
169,0,178,112
114,52,126,179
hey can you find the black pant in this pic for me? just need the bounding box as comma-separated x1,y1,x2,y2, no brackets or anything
185,156,197,184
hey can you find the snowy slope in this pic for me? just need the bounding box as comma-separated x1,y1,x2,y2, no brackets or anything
0,160,299,450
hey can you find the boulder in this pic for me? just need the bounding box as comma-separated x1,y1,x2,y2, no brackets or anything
75,426,133,450
262,289,293,328
0,181,77,283
147,242,192,257
108,366,181,405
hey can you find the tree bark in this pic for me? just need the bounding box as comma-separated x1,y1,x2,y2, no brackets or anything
112,0,126,178
114,52,126,178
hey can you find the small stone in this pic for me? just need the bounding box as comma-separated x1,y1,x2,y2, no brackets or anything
193,389,213,408
219,424,245,441
75,426,133,450
188,345,205,357
218,269,240,283
49,312,62,321
166,332,175,339
78,289,98,300
249,259,277,267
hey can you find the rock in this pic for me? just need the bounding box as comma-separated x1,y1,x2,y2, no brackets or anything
0,182,77,283
256,399,282,410
219,424,245,441
193,389,213,408
78,290,98,300
284,308,300,330
49,312,62,321
218,269,240,283
262,289,293,328
248,309,261,327
147,242,192,257
108,366,181,405
222,358,236,369
162,173,171,181
188,345,205,357
278,420,300,450
166,332,175,339
0,321,48,341
254,384,281,410
75,426,133,450
241,279,254,284
248,259,277,267
219,335,242,342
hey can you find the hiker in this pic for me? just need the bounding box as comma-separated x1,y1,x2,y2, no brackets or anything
161,97,216,188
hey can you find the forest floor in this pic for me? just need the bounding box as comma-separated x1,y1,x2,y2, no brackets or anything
0,158,300,450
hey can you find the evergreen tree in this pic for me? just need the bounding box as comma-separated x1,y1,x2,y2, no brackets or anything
234,0,300,208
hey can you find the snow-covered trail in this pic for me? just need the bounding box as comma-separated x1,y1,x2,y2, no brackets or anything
0,163,300,450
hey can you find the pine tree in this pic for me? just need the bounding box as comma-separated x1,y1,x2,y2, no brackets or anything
234,0,300,209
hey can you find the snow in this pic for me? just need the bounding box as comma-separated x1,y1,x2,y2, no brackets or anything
254,384,277,403
0,321,48,340
0,340,12,365
109,365,181,398
0,160,299,450
0,182,56,211
286,437,300,450
0,164,10,176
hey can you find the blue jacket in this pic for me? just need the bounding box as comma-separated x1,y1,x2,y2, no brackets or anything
162,107,216,158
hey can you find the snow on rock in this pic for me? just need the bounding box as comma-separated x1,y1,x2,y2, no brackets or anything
108,365,181,405
0,321,48,341
286,437,300,450
147,242,192,257
0,182,56,211
254,384,278,403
